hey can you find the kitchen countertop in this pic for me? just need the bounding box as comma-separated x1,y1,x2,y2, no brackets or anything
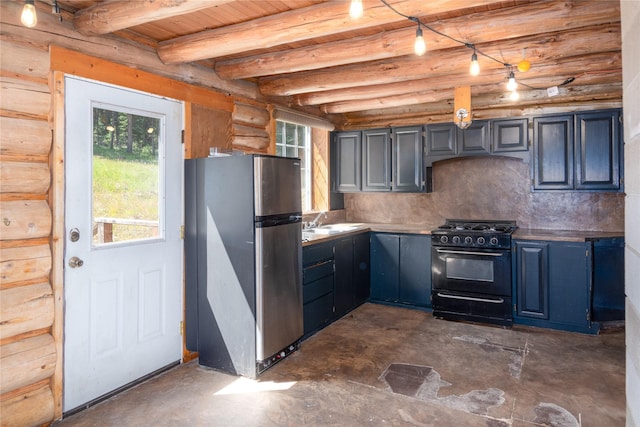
513,228,625,242
302,222,624,246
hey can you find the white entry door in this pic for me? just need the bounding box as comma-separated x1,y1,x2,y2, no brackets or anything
63,76,183,412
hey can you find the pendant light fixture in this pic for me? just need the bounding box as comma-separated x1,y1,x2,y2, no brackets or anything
349,0,363,19
414,24,426,56
20,0,37,28
453,86,472,129
469,50,480,76
355,1,536,103
506,70,518,91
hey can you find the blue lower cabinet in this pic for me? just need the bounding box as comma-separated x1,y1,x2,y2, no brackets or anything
370,232,431,308
353,233,371,306
302,242,335,337
514,239,596,334
371,233,400,301
334,237,355,318
592,237,625,321
302,232,371,338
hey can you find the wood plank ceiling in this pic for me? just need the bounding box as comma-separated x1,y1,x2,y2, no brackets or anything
58,0,621,128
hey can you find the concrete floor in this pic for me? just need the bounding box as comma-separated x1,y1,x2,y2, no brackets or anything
55,303,625,426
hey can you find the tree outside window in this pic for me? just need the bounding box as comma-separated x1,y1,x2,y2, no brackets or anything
275,120,311,212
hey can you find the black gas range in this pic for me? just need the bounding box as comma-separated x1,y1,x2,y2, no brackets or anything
431,219,517,326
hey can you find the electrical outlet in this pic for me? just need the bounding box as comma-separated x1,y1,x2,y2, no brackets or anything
547,86,559,97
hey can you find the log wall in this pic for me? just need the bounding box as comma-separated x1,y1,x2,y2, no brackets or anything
0,2,275,424
231,100,273,154
0,17,55,425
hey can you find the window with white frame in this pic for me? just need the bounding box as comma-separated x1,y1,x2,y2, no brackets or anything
276,120,311,212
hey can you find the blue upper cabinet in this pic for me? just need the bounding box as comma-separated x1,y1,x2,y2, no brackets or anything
575,110,621,191
425,120,496,164
332,127,424,193
492,118,529,153
533,115,574,190
362,128,391,191
333,131,362,192
425,123,457,156
392,126,423,192
457,120,491,155
533,109,622,192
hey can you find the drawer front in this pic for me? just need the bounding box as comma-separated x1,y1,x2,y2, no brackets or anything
303,242,334,266
303,259,333,283
303,292,334,335
303,274,334,304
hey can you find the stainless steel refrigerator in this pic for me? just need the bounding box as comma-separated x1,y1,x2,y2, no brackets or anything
185,154,303,378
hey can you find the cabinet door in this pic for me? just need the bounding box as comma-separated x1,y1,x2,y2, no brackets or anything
457,120,490,155
575,110,620,190
426,123,457,156
334,237,355,317
362,129,391,191
533,115,574,190
392,126,423,192
353,233,371,306
334,131,361,192
370,233,400,301
548,242,591,327
399,234,431,307
492,118,528,152
515,241,549,319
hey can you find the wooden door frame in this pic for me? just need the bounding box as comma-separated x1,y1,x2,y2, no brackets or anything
49,46,233,419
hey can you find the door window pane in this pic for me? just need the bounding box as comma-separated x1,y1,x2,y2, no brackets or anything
92,107,162,245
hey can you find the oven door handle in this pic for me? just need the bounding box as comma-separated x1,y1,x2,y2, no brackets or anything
436,293,505,304
436,249,504,257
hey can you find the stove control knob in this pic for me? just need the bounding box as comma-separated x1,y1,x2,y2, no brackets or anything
464,236,473,244
477,237,485,245
440,235,449,243
452,236,461,244
490,237,499,245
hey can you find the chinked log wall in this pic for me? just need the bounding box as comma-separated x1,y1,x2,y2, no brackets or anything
0,1,274,425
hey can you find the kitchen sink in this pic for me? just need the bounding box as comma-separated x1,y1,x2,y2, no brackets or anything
307,224,358,234
302,223,363,241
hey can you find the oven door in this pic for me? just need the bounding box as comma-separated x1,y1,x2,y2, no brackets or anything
431,246,511,296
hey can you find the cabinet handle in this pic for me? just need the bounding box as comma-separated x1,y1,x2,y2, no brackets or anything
436,249,503,257
437,293,504,304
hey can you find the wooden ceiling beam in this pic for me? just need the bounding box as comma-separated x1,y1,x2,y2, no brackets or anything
215,0,619,80
294,63,621,108
337,84,621,128
322,72,621,114
156,0,503,64
317,52,621,113
74,0,232,36
258,24,621,97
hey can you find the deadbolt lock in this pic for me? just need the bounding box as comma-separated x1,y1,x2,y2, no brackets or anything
69,257,84,268
70,228,80,242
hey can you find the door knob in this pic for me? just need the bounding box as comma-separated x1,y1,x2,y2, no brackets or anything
69,256,84,268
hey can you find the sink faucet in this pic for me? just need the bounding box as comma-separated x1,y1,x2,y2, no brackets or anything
307,211,328,229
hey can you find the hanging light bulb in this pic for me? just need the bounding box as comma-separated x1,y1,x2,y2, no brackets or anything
469,51,480,76
509,90,520,101
349,0,363,19
506,71,518,91
414,25,426,56
21,0,37,28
